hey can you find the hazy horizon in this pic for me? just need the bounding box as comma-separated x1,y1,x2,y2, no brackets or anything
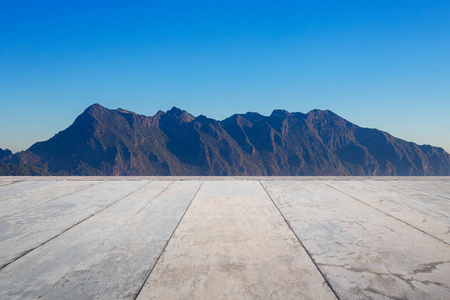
1,1,449,153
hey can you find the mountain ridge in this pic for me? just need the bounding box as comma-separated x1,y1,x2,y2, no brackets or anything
2,104,449,176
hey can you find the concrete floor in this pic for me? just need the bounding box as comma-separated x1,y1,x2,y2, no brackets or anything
0,177,449,299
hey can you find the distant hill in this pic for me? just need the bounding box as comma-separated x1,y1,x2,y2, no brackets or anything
2,104,450,176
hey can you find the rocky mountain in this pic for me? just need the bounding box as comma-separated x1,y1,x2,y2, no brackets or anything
0,148,12,160
0,162,53,176
2,103,450,176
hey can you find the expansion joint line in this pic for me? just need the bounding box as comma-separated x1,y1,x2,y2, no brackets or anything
133,181,204,300
0,180,23,187
388,181,450,201
37,181,175,300
321,181,450,247
0,181,106,221
0,181,149,272
258,181,341,300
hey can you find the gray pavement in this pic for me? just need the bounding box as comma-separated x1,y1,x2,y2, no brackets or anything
0,177,449,299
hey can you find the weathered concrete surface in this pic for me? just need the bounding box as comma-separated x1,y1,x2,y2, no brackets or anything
390,180,450,199
0,180,56,197
0,180,99,219
0,181,201,299
262,180,450,299
324,180,450,244
0,177,449,299
0,179,21,186
137,181,336,300
0,181,146,269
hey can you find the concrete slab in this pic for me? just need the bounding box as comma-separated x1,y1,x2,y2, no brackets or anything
137,181,336,300
0,180,100,219
0,181,201,300
262,180,450,299
0,179,21,186
0,180,57,197
0,180,147,269
0,177,449,299
324,180,450,244
390,180,450,199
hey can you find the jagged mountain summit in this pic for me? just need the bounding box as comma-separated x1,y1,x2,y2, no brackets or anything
0,148,12,160
2,103,450,176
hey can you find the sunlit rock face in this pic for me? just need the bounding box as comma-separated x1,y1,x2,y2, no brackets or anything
3,103,450,175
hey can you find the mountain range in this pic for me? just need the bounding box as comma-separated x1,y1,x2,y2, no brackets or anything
1,103,449,176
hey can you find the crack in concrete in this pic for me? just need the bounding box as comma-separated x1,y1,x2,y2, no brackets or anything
318,262,439,293
318,256,448,293
362,286,405,300
413,261,449,275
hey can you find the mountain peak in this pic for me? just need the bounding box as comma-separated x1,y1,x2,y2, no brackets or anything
306,109,343,121
165,107,195,122
307,109,334,116
243,112,265,122
83,103,109,116
166,106,182,115
87,103,106,111
271,109,293,118
0,148,13,160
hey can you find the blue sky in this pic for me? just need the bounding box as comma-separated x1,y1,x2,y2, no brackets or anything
1,0,449,153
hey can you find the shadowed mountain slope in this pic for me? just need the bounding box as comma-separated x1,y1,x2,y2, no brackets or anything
0,148,12,160
2,104,450,175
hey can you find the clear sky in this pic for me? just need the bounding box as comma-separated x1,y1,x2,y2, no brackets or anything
1,0,449,153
